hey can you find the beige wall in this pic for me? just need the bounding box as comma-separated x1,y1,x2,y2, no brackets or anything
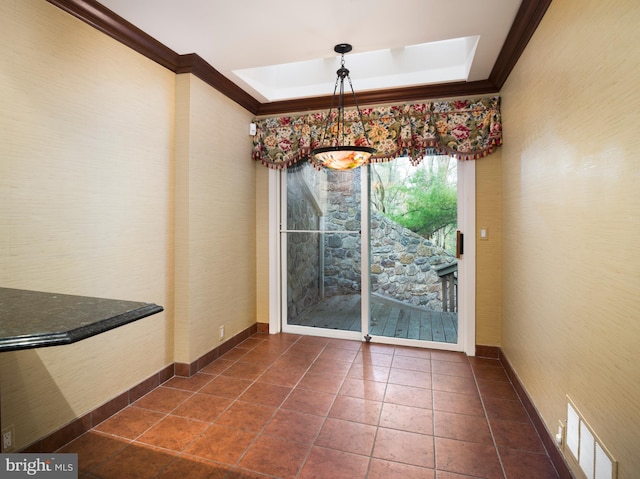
1,0,256,450
174,74,256,363
500,0,640,477
476,151,502,346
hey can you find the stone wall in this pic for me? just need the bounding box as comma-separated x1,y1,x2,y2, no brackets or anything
288,168,457,312
286,172,322,318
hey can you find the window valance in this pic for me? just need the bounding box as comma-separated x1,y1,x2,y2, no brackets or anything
252,96,502,169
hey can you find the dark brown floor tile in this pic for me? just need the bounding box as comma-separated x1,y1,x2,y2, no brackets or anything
472,364,510,382
297,371,345,394
185,424,256,465
388,368,431,389
94,406,165,439
276,352,318,370
239,349,282,366
379,402,433,434
327,338,362,351
298,446,369,479
394,346,432,360
237,337,266,350
172,393,233,423
219,348,249,362
431,360,473,378
354,351,394,367
436,471,485,479
391,354,431,372
477,378,519,401
433,390,485,417
297,335,331,347
468,357,502,369
59,431,129,472
384,383,432,409
227,468,274,478
435,437,503,479
491,418,546,453
432,374,478,395
433,410,493,444
499,446,559,478
136,415,208,452
257,364,306,387
215,401,276,432
361,343,397,355
372,427,435,468
329,396,382,425
200,375,252,399
200,358,235,375
238,434,309,479
282,388,336,416
347,363,390,382
163,373,214,392
220,361,268,381
430,351,467,363
483,396,531,423
92,443,177,478
315,417,377,455
318,346,359,362
339,377,387,401
157,456,231,479
307,358,352,377
239,381,292,407
368,458,435,479
263,409,324,444
134,387,193,413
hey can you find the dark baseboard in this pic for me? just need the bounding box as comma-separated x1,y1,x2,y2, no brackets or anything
498,350,576,479
21,322,259,453
174,323,259,377
475,344,501,359
21,363,174,453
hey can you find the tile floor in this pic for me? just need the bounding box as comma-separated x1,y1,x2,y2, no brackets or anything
60,333,560,478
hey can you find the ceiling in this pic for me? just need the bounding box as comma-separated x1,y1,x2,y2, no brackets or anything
49,0,551,115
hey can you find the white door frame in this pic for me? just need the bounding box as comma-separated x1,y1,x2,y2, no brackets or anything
267,161,476,355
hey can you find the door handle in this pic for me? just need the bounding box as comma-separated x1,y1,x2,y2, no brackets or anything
456,230,464,258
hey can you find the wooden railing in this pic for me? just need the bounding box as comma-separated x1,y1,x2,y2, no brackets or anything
436,263,458,313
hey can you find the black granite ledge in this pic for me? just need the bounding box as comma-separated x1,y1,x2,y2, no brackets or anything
0,288,163,352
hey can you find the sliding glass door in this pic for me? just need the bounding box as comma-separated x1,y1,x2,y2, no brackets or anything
279,157,472,351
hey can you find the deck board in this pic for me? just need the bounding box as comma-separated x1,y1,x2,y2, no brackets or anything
289,293,458,344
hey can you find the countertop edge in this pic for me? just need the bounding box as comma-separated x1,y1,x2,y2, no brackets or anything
0,303,164,352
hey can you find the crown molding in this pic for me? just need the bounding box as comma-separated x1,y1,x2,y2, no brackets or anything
46,0,552,116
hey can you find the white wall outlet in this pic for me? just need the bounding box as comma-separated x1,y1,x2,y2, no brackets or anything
556,421,565,447
219,325,225,340
2,425,15,452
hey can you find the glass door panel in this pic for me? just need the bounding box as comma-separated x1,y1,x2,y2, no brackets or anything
368,156,460,347
282,162,362,336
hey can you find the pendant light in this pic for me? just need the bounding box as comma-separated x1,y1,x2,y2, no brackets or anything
309,44,376,170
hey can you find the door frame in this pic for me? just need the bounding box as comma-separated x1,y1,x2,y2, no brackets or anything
266,161,476,356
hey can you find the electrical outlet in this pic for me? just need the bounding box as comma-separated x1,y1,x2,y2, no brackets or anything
556,421,565,447
2,425,15,452
219,325,225,340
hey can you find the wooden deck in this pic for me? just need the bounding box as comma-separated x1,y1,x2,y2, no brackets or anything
289,293,458,343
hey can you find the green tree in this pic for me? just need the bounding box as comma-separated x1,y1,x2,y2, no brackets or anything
371,157,457,252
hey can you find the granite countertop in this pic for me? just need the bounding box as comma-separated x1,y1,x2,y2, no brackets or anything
0,288,163,352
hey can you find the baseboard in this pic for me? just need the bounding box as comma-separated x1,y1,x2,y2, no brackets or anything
175,323,259,377
21,322,260,453
21,363,174,453
475,344,501,358
498,350,575,479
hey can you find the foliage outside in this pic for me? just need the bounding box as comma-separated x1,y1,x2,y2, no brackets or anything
370,156,457,253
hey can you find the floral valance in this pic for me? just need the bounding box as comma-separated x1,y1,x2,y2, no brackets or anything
252,96,502,169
